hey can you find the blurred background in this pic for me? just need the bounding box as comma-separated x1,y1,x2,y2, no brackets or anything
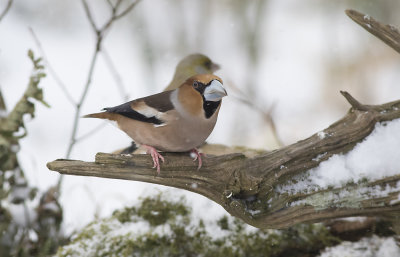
1,0,400,251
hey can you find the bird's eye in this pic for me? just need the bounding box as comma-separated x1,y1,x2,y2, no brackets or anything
193,81,199,88
204,60,212,69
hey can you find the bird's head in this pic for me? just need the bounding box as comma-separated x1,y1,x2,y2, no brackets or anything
188,74,227,102
177,54,220,75
177,74,227,118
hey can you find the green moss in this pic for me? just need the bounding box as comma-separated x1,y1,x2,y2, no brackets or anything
56,194,341,257
113,194,190,226
217,215,229,230
136,194,189,226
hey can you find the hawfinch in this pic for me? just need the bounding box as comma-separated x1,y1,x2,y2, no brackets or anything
84,74,227,173
163,54,220,92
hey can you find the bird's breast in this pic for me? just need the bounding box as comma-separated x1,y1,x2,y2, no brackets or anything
116,111,218,152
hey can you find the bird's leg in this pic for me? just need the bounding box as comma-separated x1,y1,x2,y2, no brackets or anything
190,149,205,170
142,145,164,174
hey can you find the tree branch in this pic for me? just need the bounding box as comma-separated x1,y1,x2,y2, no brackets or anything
29,28,77,106
0,0,13,23
47,92,400,229
57,0,141,190
346,9,400,54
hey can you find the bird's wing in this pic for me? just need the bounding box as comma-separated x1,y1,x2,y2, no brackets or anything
104,90,174,125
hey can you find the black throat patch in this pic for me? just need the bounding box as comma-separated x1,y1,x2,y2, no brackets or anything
202,97,221,119
193,80,221,119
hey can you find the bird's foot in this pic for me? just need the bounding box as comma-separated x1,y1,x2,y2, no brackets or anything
190,149,205,170
142,145,164,174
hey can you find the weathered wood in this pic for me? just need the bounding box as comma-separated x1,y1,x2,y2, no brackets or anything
346,9,400,54
47,91,400,229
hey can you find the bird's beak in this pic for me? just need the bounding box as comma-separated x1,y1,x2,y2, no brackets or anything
211,62,220,72
204,80,227,102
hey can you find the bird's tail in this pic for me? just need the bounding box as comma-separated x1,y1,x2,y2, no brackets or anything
82,112,117,121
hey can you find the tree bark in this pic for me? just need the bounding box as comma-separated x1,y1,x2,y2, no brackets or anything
47,10,400,230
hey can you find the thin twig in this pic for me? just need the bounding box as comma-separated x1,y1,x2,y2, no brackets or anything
75,122,108,142
115,0,141,19
227,81,283,147
64,44,101,159
81,0,98,33
56,0,141,190
340,91,370,111
100,0,141,32
29,28,76,106
106,0,114,9
0,0,13,23
102,48,130,101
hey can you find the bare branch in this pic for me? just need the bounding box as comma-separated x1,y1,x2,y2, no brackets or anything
75,122,108,142
114,0,141,20
57,0,141,190
48,92,400,229
29,28,76,106
81,0,99,33
0,0,13,23
102,48,130,101
105,0,114,9
346,9,400,54
340,90,371,111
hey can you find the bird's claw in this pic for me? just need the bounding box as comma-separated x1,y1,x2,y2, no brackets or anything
143,145,164,174
190,149,205,170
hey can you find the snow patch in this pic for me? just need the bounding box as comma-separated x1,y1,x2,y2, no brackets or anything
317,131,327,139
318,236,400,257
278,119,400,194
291,182,400,209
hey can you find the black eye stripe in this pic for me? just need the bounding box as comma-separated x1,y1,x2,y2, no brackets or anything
193,81,207,94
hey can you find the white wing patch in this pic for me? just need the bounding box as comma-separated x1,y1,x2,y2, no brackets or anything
133,101,168,127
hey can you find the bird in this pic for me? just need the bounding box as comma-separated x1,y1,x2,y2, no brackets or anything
163,54,220,92
84,74,227,173
112,54,220,155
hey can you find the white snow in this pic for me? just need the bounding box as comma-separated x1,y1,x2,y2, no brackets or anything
278,119,400,194
10,186,31,201
59,207,249,256
318,236,400,257
10,144,20,153
42,202,60,213
312,152,327,161
317,131,327,139
8,203,38,227
291,182,400,209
